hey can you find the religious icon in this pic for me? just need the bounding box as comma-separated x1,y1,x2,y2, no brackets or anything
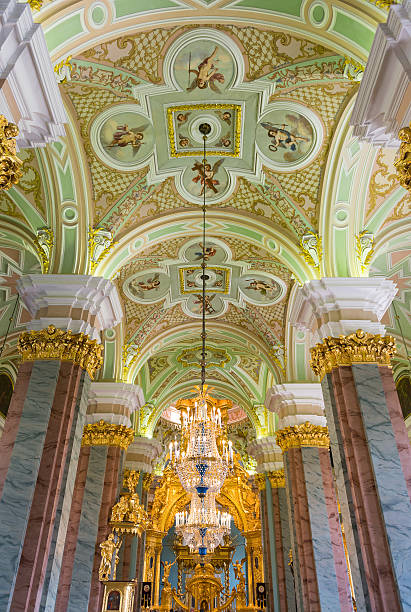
191,159,224,194
187,47,225,92
105,123,147,156
107,590,121,610
260,121,309,153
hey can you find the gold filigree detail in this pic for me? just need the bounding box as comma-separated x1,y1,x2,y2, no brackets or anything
166,103,241,158
268,468,285,488
310,329,396,379
276,422,329,452
27,0,43,10
395,123,411,192
33,227,53,273
254,473,266,491
343,57,364,81
82,419,134,450
123,469,140,493
0,115,22,190
54,57,73,83
18,324,103,379
88,226,117,273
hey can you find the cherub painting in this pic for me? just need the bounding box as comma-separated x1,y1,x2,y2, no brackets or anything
194,243,217,261
187,47,225,92
193,294,216,314
176,112,190,124
245,278,278,298
105,123,147,156
258,111,314,164
216,110,232,125
129,273,161,299
192,159,224,194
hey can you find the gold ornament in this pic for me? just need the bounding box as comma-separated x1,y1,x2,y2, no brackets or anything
33,227,53,274
88,226,117,274
355,230,374,273
299,230,322,271
82,420,134,450
0,115,23,190
394,123,411,192
276,422,329,452
99,531,122,582
124,469,140,493
254,473,266,491
110,468,150,535
18,324,103,379
27,0,44,10
310,329,396,380
268,468,285,488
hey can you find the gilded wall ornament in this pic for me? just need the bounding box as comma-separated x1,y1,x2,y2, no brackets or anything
18,324,103,379
394,123,411,192
0,115,23,191
54,57,73,84
310,329,396,379
343,57,364,81
276,422,329,452
122,343,140,381
299,231,322,270
99,532,121,582
34,227,53,274
88,227,117,273
355,230,375,272
268,469,285,489
82,419,134,450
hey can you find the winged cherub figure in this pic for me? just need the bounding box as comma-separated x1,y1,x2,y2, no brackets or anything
137,273,160,292
192,159,224,194
187,46,225,92
260,121,308,153
106,124,146,156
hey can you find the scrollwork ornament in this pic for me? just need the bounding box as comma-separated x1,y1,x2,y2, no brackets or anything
276,422,329,452
355,230,374,272
394,123,411,192
34,227,53,273
268,468,285,488
82,419,134,450
18,324,103,379
0,115,23,190
310,329,396,379
299,230,322,270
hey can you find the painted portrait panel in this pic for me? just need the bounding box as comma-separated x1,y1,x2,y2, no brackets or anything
239,273,284,305
182,159,229,202
256,109,315,167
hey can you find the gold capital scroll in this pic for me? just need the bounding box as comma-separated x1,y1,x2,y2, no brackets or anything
0,115,22,190
254,473,266,491
268,469,285,488
82,420,134,451
18,324,103,379
276,422,330,453
310,329,396,380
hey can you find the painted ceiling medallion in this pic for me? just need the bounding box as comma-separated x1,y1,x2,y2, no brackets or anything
89,28,323,201
122,237,287,319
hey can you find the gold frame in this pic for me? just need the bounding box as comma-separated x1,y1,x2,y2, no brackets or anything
178,265,231,294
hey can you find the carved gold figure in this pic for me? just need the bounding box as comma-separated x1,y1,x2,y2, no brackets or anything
0,115,23,191
99,532,121,582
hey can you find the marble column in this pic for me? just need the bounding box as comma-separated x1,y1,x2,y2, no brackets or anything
292,277,411,611
0,274,121,612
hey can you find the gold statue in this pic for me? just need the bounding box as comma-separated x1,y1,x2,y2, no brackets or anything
99,532,121,582
0,115,23,190
161,558,177,585
111,495,129,522
395,123,411,192
232,559,247,608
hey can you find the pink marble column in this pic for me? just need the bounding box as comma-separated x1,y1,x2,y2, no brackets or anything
10,362,83,611
88,445,124,612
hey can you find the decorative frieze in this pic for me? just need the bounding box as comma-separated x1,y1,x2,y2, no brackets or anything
18,324,103,379
276,422,329,452
310,329,396,379
82,419,134,450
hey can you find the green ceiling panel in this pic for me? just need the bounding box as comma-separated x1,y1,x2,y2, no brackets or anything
114,0,181,19
232,0,302,18
45,13,84,53
332,10,375,54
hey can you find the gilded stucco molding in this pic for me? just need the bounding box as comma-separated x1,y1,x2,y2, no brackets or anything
395,123,411,192
82,419,134,450
310,329,396,380
268,469,285,488
18,324,103,379
254,473,266,491
0,115,22,191
276,422,329,452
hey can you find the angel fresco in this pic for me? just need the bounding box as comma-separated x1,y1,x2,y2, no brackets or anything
193,243,217,261
187,47,225,92
245,278,279,298
193,294,216,314
260,121,309,153
105,123,147,156
192,159,224,194
129,273,161,299
176,112,191,124
216,110,232,125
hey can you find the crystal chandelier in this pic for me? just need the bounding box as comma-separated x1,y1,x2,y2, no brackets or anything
169,123,233,558
169,392,233,497
175,491,231,554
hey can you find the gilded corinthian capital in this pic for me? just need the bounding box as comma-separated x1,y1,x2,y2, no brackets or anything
0,115,23,190
268,469,285,488
82,420,134,450
18,324,103,379
310,329,396,380
276,422,329,452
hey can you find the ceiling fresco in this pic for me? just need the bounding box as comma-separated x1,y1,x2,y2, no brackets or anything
0,1,410,451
